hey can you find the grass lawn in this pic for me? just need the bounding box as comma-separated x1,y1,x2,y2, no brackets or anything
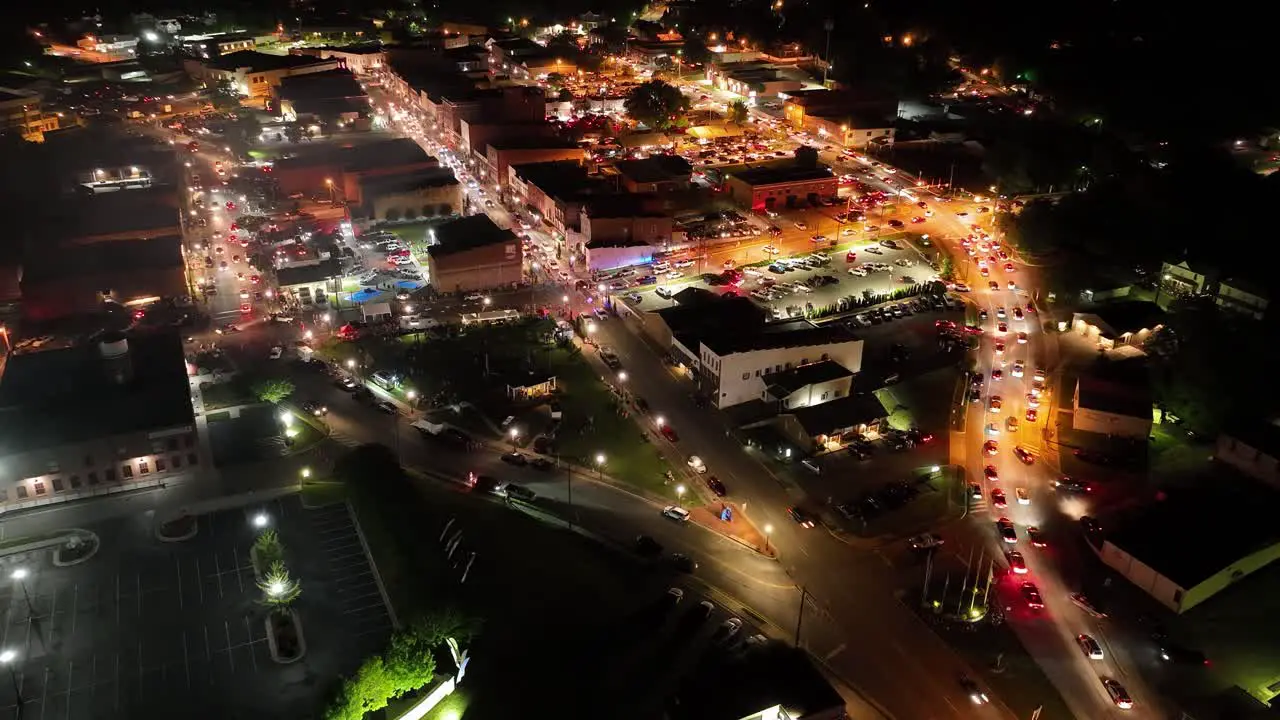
380,221,436,247
545,347,675,499
300,480,348,508
1177,560,1280,705
1148,421,1213,482
199,380,255,409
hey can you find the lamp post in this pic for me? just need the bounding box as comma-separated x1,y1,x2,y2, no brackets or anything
764,523,773,553
299,466,311,491
675,484,686,503
252,512,270,529
9,569,34,615
0,649,22,713
594,453,606,479
406,389,418,411
509,427,521,450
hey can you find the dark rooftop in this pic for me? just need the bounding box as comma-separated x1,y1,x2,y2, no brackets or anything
1225,418,1280,458
358,168,459,196
276,258,341,288
1079,300,1167,336
427,215,517,258
342,138,434,172
789,393,887,435
764,359,854,396
313,44,385,55
1075,359,1151,418
1107,482,1280,589
727,163,834,187
655,290,767,341
489,136,582,152
702,321,857,356
211,51,336,73
43,189,181,243
583,193,664,219
23,235,183,284
614,155,692,185
0,331,194,453
277,69,366,102
668,644,844,720
510,160,595,199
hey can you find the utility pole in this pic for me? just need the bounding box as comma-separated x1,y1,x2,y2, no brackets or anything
822,20,834,87
794,586,808,646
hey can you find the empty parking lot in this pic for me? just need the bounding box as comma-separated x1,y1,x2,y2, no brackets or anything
0,494,392,720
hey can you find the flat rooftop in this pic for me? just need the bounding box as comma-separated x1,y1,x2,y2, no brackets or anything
669,644,844,720
211,51,335,72
727,163,834,187
44,190,182,243
427,215,517,258
358,168,459,195
23,235,184,283
510,160,595,199
0,331,194,454
1108,481,1280,589
614,155,692,184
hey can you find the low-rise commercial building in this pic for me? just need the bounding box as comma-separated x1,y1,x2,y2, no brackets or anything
1070,301,1166,353
1099,483,1280,613
276,69,369,126
276,258,342,307
1072,372,1152,439
0,331,203,512
20,235,187,322
274,137,438,199
508,160,603,233
183,51,339,103
801,110,896,149
613,156,692,193
298,44,386,75
774,392,888,451
724,164,837,211
1158,258,1270,320
179,32,257,58
425,215,523,293
0,88,61,142
487,137,586,192
705,60,808,100
358,168,462,222
1216,419,1280,489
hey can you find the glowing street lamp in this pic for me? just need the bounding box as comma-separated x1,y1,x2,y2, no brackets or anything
594,452,606,479
675,484,686,501
252,512,270,528
0,648,21,709
764,523,774,553
346,359,357,370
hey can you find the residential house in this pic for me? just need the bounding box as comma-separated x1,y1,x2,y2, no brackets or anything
1216,419,1280,488
1070,301,1166,352
1072,361,1153,439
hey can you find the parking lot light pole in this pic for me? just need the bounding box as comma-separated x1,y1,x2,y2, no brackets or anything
0,649,22,713
9,569,34,615
763,524,773,554
594,453,606,480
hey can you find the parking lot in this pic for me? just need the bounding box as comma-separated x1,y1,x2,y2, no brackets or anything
623,236,946,320
0,494,391,719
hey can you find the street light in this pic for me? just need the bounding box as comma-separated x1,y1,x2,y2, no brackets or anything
300,467,312,479
656,415,666,427
617,371,628,383
346,359,357,370
0,648,21,710
267,580,287,597
594,452,606,479
675,484,686,501
252,512,270,528
9,568,34,615
764,523,774,553
509,426,521,448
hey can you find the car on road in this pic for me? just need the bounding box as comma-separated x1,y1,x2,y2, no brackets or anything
1159,644,1209,666
996,517,1017,543
959,676,988,705
301,401,327,417
1025,408,1038,422
968,483,983,499
1007,551,1028,575
635,535,664,557
1078,634,1104,660
659,424,679,442
335,376,358,391
984,465,999,482
1069,592,1108,618
1026,526,1046,547
1053,476,1092,494
1021,581,1044,609
1080,516,1102,535
991,488,1007,509
788,507,816,528
662,506,691,522
988,396,1002,413
687,456,708,474
375,400,398,414
908,533,943,550
268,345,283,360
983,440,999,456
793,221,808,230
500,452,527,466
1013,446,1035,464
1015,487,1030,505
668,553,698,573
705,476,727,497
1101,678,1133,709
529,457,554,471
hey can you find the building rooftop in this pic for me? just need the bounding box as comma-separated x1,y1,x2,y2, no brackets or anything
583,193,665,219
702,321,857,357
277,69,366,102
1079,300,1167,336
211,51,335,73
276,258,341,288
727,163,834,187
44,189,181,243
764,360,854,396
22,235,183,284
510,160,596,199
489,136,582,152
789,393,888,435
427,214,517,258
342,138,434,173
1076,376,1151,419
1225,418,1280,458
359,168,459,196
656,290,767,343
314,44,385,55
1107,481,1280,589
668,644,844,720
614,155,692,185
0,331,194,454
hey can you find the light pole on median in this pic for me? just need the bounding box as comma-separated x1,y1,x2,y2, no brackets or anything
0,649,22,714
594,453,606,480
763,523,773,554
9,569,34,616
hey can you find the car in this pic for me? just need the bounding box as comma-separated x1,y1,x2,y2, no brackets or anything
1080,516,1102,534
1159,644,1209,666
1069,592,1108,618
267,345,284,360
1013,307,1024,320
1013,446,1035,464
1101,678,1133,710
1016,331,1028,344
908,533,944,550
988,396,1002,413
762,244,780,255
994,341,1005,355
717,617,743,642
239,303,251,314
996,517,1017,543
996,322,1008,335
1006,415,1020,432
659,424,679,442
336,376,358,391
1011,361,1025,378
968,483,983,499
1053,476,1092,494
1021,581,1044,609
633,535,664,559
991,488,1007,509
1007,281,1017,290
788,507,816,528
375,400,399,414
911,216,926,223
983,440,999,456
1015,487,1030,505
793,221,809,230
665,587,685,606
500,452,527,466
668,553,698,573
1025,408,1038,422
662,506,691,522
1026,526,1046,547
809,234,828,243
990,368,1003,381
980,265,990,277
1007,550,1028,574
705,476,727,496
984,465,999,482
1078,634,1104,660
988,280,999,291
959,676,988,705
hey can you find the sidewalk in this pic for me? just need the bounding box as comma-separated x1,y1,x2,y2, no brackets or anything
688,500,774,557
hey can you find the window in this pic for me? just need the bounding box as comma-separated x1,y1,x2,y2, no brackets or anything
167,437,179,451
188,453,199,466
88,472,98,485
755,370,761,377
105,468,115,482
156,458,167,472
84,454,94,467
33,481,46,495
172,455,182,469
1173,590,1183,605
184,434,195,448
121,465,133,479
742,372,750,380
821,392,829,401
139,461,150,475
53,477,65,492
15,485,28,500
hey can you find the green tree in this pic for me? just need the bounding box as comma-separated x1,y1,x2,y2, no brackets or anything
794,145,819,168
728,99,749,125
623,79,690,131
284,123,304,143
258,561,302,607
252,378,295,404
682,37,710,64
939,254,954,280
385,207,402,222
253,528,284,568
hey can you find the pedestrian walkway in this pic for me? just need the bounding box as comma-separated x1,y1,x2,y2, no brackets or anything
688,501,773,557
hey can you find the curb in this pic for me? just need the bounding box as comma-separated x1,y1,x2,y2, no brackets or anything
265,608,307,664
155,515,199,543
53,529,100,567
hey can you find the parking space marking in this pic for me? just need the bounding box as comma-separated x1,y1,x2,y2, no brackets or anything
70,584,78,641
194,557,205,605
243,617,258,673
202,624,213,671
222,621,236,673
64,659,74,720
114,652,120,713
213,554,225,598
233,547,245,594
115,574,121,627
174,555,184,610
135,574,142,617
